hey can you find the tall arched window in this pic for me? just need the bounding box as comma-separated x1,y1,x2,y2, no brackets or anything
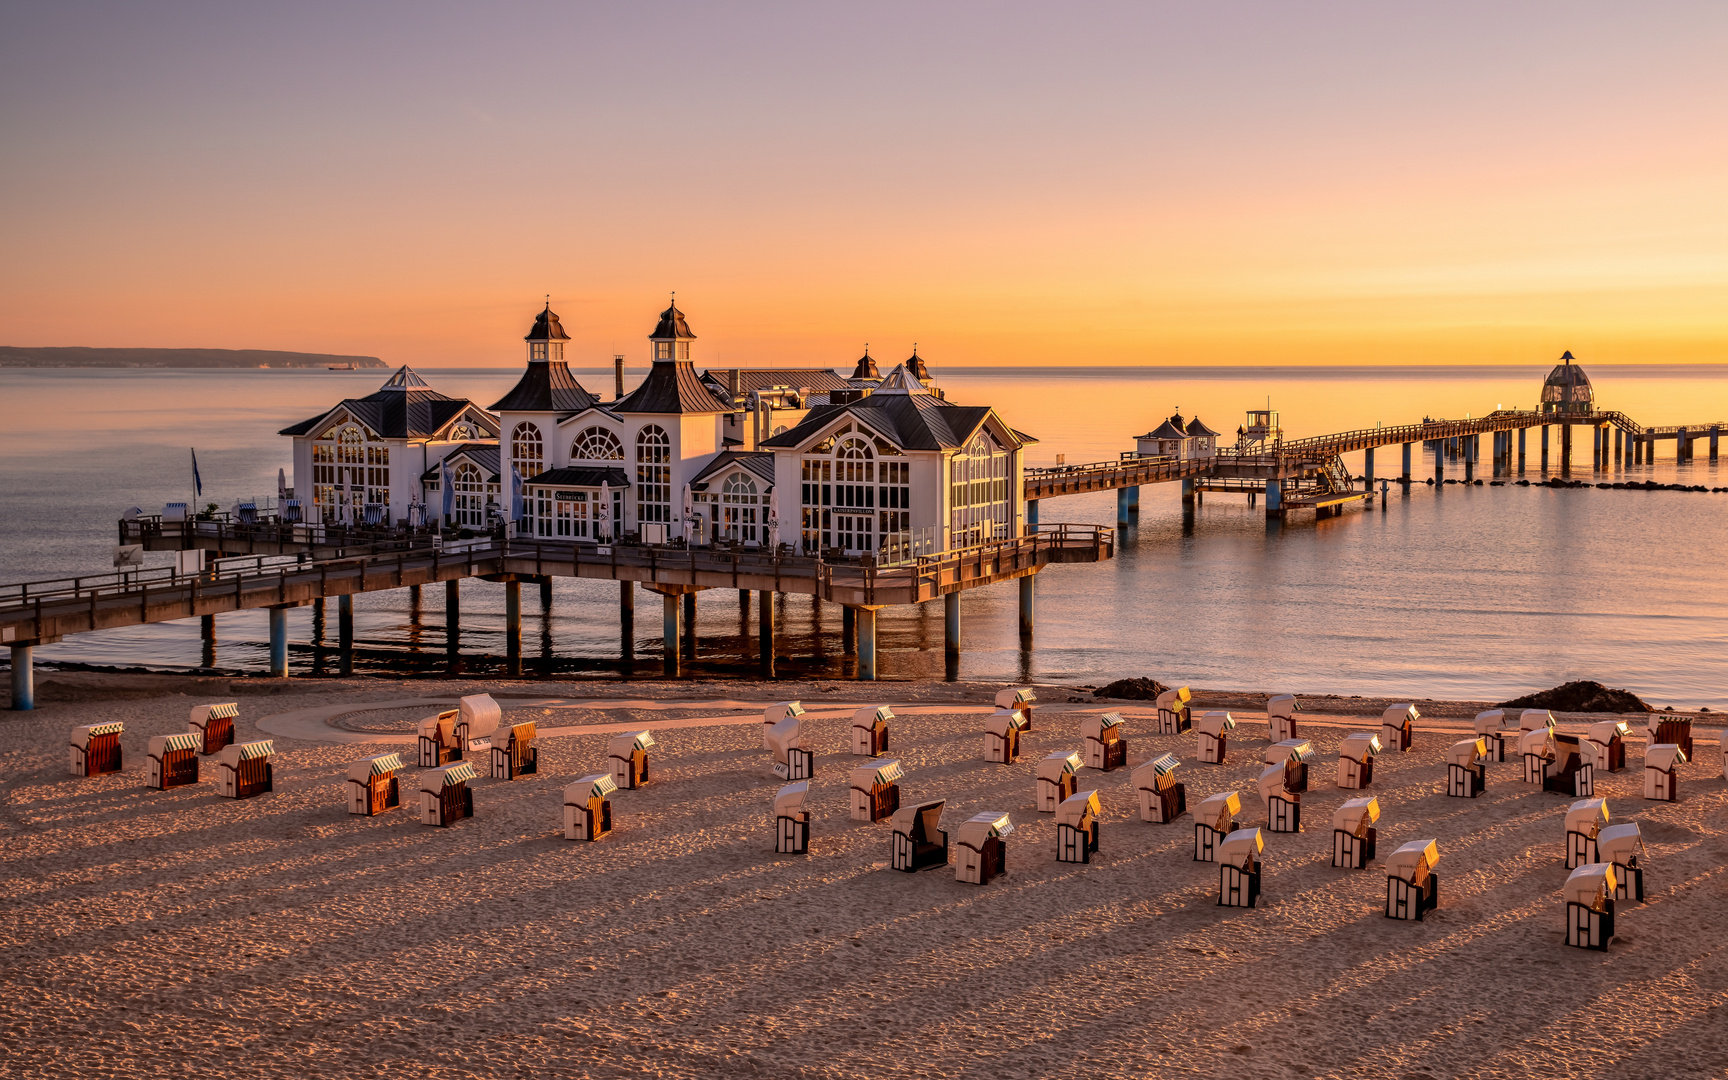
636,425,670,525
721,473,760,544
511,423,544,479
453,462,486,527
571,427,624,460
948,430,1010,547
798,422,902,555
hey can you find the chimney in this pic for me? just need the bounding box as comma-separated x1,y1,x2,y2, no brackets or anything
614,355,626,401
728,368,741,399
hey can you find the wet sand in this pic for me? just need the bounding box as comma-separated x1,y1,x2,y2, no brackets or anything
1,674,1724,1079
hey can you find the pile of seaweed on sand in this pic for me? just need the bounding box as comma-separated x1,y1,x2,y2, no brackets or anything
1498,680,1651,713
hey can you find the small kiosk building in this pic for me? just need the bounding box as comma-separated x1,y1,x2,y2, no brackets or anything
489,721,538,781
1564,798,1609,869
1337,733,1380,789
564,773,617,840
768,717,814,780
1563,863,1616,951
1381,704,1417,753
1267,694,1300,742
851,706,892,757
188,702,238,755
70,722,124,777
984,708,1023,764
1054,790,1101,864
346,753,404,815
1081,713,1127,771
766,701,805,749
1217,828,1263,908
1196,711,1235,764
214,740,274,799
774,781,810,854
955,811,1012,884
1586,720,1631,773
1643,744,1685,802
1156,686,1193,734
890,799,949,872
422,761,477,826
1445,737,1487,798
995,687,1036,731
1036,751,1082,812
1597,823,1644,902
1257,765,1301,833
1331,796,1379,868
1132,752,1185,823
148,733,201,790
1384,839,1440,921
608,730,655,789
849,759,904,823
1193,790,1242,862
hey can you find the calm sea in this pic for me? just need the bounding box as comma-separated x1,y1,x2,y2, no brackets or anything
2,364,1725,706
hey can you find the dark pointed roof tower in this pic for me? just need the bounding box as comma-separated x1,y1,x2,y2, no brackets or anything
525,302,571,347
613,297,731,413
905,345,932,382
488,301,598,413
850,345,880,381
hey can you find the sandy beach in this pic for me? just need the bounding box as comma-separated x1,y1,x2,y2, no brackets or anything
2,673,1725,1079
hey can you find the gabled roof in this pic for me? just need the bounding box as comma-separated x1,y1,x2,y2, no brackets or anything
760,392,1007,453
1144,418,1187,440
525,304,570,342
690,451,776,490
553,404,623,427
489,360,599,413
522,466,631,489
279,372,496,440
421,444,502,482
1185,416,1222,437
700,368,854,402
613,359,731,414
650,301,694,340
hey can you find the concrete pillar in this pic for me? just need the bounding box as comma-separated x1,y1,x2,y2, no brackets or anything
1264,478,1283,518
1180,477,1195,506
505,580,522,676
1463,436,1476,481
757,590,775,678
1026,499,1039,533
1614,428,1623,465
445,579,460,670
1561,424,1573,472
841,604,856,654
9,644,33,710
1363,447,1374,489
1117,487,1130,525
338,593,354,676
409,582,421,607
1518,427,1526,473
1541,426,1549,471
663,592,682,676
683,591,698,660
944,592,960,656
540,578,553,611
620,580,635,662
1126,486,1140,518
1018,574,1035,639
268,606,288,678
1401,442,1412,481
1711,426,1720,462
856,606,878,681
201,614,217,669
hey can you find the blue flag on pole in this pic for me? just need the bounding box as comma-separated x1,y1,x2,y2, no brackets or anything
191,448,203,498
441,459,454,522
510,467,525,522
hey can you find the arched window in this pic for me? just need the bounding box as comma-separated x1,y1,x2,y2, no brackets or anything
453,462,487,527
721,473,760,544
798,422,905,555
511,423,543,479
636,425,670,525
571,426,624,461
948,430,1010,547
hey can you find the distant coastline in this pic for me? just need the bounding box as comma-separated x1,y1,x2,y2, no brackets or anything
0,346,387,369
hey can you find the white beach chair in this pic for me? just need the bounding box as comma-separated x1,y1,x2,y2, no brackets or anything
955,812,1013,884
1081,712,1127,771
1643,744,1686,802
1267,694,1301,743
1263,739,1315,792
188,702,238,755
1596,823,1645,902
1155,686,1192,734
69,722,124,777
849,758,904,823
1562,863,1616,951
1381,703,1417,753
489,721,538,781
1036,751,1083,812
765,701,805,749
995,687,1037,731
563,773,616,840
774,781,810,854
890,800,948,873
213,740,274,799
1585,720,1631,773
1331,796,1379,869
1193,790,1241,862
984,708,1023,764
1131,752,1185,823
608,730,655,789
1564,798,1609,869
767,717,814,780
148,733,201,790
1217,828,1263,908
1054,790,1101,864
1473,709,1513,762
1445,737,1487,798
1337,732,1380,789
1256,764,1301,834
1195,710,1235,764
1384,839,1440,921
851,706,892,757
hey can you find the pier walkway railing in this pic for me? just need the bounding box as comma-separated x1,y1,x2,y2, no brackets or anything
0,525,1113,643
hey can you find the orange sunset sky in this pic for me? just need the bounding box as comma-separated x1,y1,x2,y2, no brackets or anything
3,3,1726,368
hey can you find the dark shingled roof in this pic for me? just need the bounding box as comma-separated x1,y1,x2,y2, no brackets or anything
522,466,632,489
1185,416,1222,437
699,368,854,403
850,349,879,380
690,451,776,490
421,444,502,482
613,359,731,414
760,393,1003,452
280,368,496,439
489,361,599,413
525,305,570,342
650,302,695,340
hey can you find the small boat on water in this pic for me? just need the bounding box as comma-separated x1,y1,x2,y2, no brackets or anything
327,362,357,371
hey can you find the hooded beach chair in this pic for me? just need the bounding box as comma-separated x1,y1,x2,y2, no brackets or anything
1267,694,1301,743
849,759,904,823
1518,728,1554,786
69,722,124,777
1081,712,1127,771
1445,737,1487,798
1331,796,1380,868
1337,732,1380,789
1381,704,1417,753
1520,709,1556,733
563,773,617,840
236,503,258,525
148,733,201,790
421,761,477,826
346,753,404,815
1542,733,1594,797
767,717,814,780
1643,744,1686,802
457,694,501,749
1132,752,1185,823
489,721,538,781
1473,709,1513,762
1036,751,1082,812
417,710,462,768
890,799,948,872
1645,715,1693,759
281,499,303,524
765,701,805,749
984,708,1023,764
1196,711,1235,765
1562,863,1616,951
213,740,274,799
1256,764,1301,833
1384,839,1440,921
774,781,810,854
1155,686,1193,734
1585,720,1631,773
1217,828,1263,908
851,705,892,756
1193,790,1241,862
1055,790,1101,864
188,702,238,755
995,687,1036,731
955,812,1012,884
608,730,655,789
1263,739,1314,793
1564,798,1609,869
1596,823,1645,902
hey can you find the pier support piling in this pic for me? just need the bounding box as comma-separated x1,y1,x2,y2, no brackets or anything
1518,427,1527,473
841,604,856,654
338,594,354,676
268,606,289,679
9,644,33,711
1363,447,1375,490
620,581,635,662
504,580,522,676
1026,499,1040,533
757,590,775,678
201,613,217,669
683,591,698,660
540,578,553,611
1118,487,1131,526
1711,426,1720,462
944,592,961,657
1264,479,1283,518
1401,442,1412,481
1561,424,1573,473
1463,436,1476,481
1126,485,1140,519
445,580,460,669
1018,574,1035,639
663,593,682,676
856,606,879,681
